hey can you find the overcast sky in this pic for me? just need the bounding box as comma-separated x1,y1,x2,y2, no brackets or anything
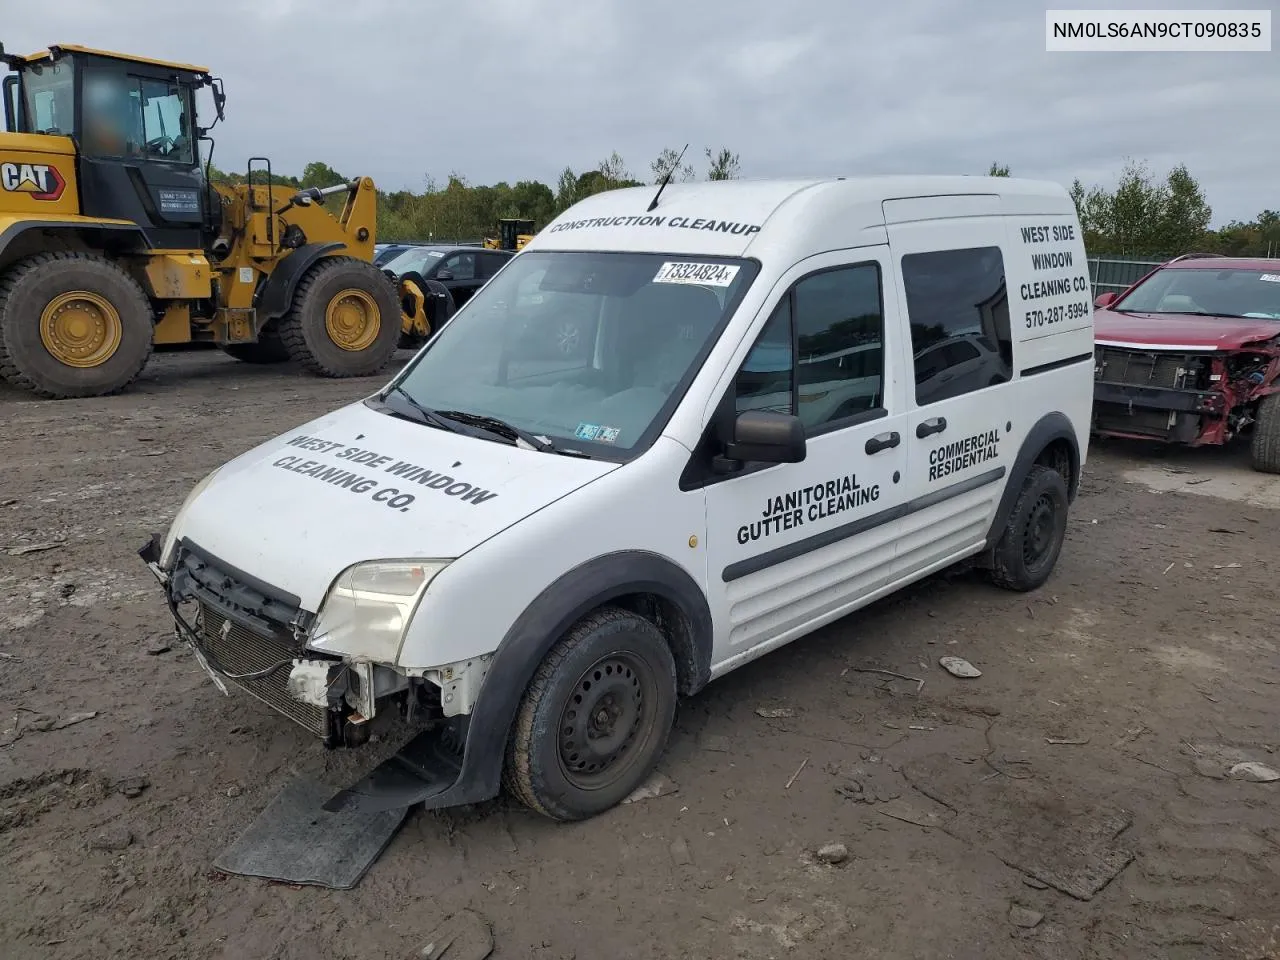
8,1,1278,225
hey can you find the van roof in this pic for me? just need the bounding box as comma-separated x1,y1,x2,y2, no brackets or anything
525,176,1075,260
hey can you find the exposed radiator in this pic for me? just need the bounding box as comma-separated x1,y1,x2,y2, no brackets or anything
196,602,328,737
1094,347,1204,390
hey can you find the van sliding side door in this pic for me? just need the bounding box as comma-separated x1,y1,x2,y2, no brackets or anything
882,199,1016,582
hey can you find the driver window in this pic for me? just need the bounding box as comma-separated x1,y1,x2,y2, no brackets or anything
82,70,192,163
733,263,884,431
442,252,477,281
735,298,794,416
138,79,193,164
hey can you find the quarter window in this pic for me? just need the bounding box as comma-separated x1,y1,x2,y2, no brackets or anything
735,263,885,432
902,246,1011,406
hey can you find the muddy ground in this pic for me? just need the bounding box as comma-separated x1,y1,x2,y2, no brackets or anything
1,349,1278,960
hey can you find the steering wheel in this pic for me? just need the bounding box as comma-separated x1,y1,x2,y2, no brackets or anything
146,135,176,156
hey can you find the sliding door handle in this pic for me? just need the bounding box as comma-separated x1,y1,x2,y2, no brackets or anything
916,417,947,439
865,431,901,455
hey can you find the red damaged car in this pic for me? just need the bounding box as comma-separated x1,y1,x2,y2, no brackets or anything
1091,254,1280,472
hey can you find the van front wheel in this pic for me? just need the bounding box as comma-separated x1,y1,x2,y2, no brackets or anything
988,464,1069,592
503,608,678,821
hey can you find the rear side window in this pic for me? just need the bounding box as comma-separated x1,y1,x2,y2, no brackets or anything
735,262,885,432
901,246,1011,407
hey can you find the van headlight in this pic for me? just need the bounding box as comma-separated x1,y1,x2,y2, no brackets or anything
160,467,221,567
307,560,451,663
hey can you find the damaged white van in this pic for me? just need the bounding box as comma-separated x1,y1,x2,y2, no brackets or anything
141,176,1094,821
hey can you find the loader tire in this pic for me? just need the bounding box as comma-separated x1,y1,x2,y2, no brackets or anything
220,321,289,364
0,252,154,399
1250,393,1280,474
279,256,402,378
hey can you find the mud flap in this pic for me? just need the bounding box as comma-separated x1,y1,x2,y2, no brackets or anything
323,728,466,814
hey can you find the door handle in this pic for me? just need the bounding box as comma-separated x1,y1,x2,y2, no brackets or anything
916,417,947,439
865,431,901,455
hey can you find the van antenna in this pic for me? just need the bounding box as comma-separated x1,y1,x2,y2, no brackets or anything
647,143,688,212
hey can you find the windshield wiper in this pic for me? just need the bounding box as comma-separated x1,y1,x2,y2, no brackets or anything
433,410,589,456
381,385,469,434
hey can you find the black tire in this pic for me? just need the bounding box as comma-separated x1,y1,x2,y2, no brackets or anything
0,252,154,399
278,256,401,377
1250,394,1280,474
220,321,289,364
502,607,678,822
988,464,1069,592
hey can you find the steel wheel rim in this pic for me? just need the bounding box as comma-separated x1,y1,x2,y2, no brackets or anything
557,652,654,791
325,288,380,352
1023,493,1058,568
39,291,122,368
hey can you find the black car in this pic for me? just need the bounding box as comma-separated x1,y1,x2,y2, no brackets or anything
374,243,423,267
382,245,515,329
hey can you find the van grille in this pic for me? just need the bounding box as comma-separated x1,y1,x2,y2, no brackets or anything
196,602,328,737
1094,347,1205,390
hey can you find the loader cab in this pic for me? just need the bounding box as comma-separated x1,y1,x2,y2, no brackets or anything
4,45,218,249
498,218,535,251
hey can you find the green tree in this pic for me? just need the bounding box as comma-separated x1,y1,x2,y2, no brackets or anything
1159,164,1213,253
987,162,1010,177
555,166,579,212
1071,159,1212,256
299,161,347,189
598,151,632,186
651,147,694,184
706,147,741,181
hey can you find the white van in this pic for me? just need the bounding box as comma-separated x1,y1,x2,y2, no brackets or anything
141,176,1094,821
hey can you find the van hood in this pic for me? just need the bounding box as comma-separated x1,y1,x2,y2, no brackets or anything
170,399,618,610
1095,308,1280,350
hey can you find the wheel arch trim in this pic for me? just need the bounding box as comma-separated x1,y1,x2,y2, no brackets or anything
448,550,712,806
985,411,1081,548
254,242,345,324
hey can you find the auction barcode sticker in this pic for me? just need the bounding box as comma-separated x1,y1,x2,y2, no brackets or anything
653,261,740,287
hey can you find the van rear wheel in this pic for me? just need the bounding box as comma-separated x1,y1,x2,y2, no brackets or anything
988,464,1069,592
502,608,678,821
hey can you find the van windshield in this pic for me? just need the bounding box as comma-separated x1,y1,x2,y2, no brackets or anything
389,250,758,455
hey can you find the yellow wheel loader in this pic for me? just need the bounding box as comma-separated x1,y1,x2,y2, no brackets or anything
0,43,407,399
482,218,535,252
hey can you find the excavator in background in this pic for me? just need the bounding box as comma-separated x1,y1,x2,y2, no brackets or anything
0,42,412,399
482,218,535,252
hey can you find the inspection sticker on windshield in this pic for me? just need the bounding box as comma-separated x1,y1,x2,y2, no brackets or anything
653,261,740,287
574,422,620,443
1260,274,1280,283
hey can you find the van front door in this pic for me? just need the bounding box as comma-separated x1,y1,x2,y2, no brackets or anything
696,249,911,672
883,210,1017,580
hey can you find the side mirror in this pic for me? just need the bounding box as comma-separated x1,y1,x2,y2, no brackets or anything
723,410,806,466
436,269,454,281
1093,292,1117,309
212,78,227,121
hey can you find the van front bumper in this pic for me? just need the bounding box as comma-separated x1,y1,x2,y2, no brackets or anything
138,532,504,813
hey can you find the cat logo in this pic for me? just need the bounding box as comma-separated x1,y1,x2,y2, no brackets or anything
0,162,67,201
